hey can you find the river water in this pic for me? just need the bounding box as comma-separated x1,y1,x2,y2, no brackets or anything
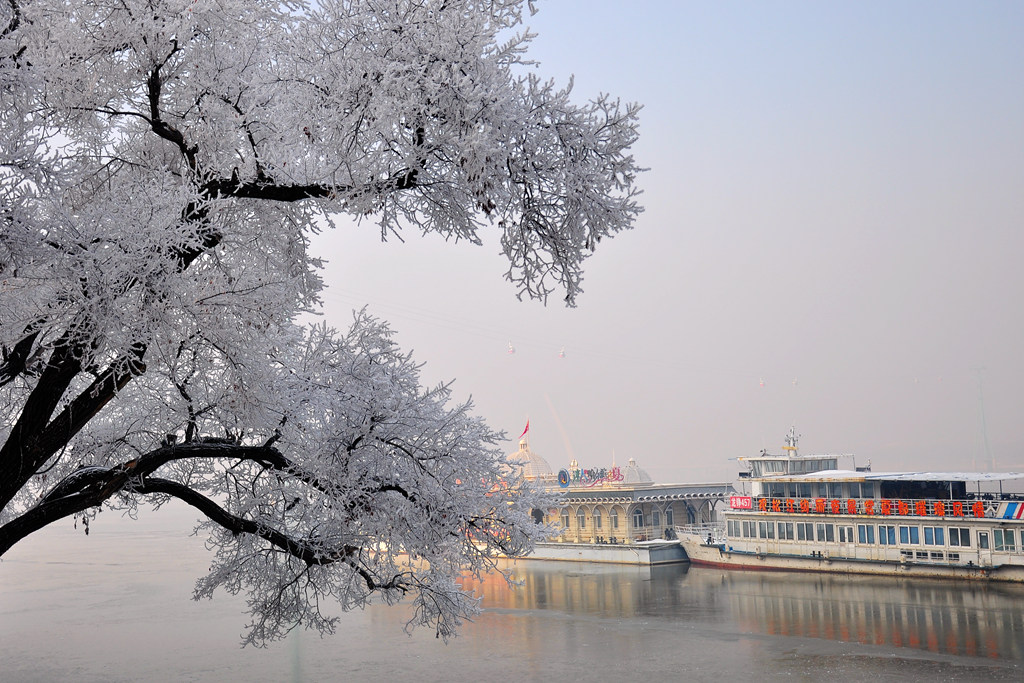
1,507,1022,682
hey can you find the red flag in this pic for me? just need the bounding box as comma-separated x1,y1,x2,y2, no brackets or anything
519,420,529,439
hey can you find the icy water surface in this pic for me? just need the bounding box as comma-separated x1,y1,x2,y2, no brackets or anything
1,506,1022,682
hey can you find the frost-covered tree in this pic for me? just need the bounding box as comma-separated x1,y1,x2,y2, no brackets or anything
0,0,640,643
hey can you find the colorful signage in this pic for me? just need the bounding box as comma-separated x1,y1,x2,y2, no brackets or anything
730,496,753,509
752,497,993,519
557,465,624,489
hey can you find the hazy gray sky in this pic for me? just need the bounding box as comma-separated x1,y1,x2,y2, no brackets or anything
315,1,1024,483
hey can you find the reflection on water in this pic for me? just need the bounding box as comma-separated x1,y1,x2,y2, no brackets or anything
459,561,1024,662
2,512,1022,682
690,569,1024,661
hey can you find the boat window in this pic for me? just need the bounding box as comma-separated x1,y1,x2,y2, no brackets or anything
610,508,619,529
857,524,875,544
632,508,644,529
838,526,854,543
978,532,989,550
899,526,920,544
728,520,740,537
652,509,661,528
948,527,970,547
665,506,674,527
994,529,1016,552
577,508,586,530
758,521,775,539
878,525,896,545
796,483,813,497
561,510,570,529
767,483,786,497
923,526,945,546
593,508,602,530
797,522,813,541
816,523,835,542
778,522,794,540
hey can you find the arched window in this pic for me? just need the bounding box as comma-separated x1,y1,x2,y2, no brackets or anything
561,509,570,529
576,508,587,529
610,508,619,529
593,507,603,529
652,509,662,528
665,505,674,527
632,508,644,529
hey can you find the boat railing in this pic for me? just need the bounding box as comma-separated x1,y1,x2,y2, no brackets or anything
969,492,1024,501
676,523,726,544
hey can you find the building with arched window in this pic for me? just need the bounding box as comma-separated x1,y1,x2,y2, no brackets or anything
510,435,734,563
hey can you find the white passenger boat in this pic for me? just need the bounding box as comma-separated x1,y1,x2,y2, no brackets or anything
678,429,1024,582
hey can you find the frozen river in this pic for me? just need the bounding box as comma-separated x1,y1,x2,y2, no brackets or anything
2,505,1022,682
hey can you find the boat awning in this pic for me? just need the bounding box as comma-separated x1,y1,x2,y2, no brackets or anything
771,470,1024,483
863,471,1024,483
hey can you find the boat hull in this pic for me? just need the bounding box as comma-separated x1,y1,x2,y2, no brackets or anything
679,535,1024,582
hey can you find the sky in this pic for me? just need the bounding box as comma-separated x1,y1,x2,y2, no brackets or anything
313,1,1024,484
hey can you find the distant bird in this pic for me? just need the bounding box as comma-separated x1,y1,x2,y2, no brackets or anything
558,347,566,359
507,341,515,354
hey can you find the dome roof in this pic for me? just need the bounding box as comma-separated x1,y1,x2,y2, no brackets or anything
511,438,555,482
621,457,653,485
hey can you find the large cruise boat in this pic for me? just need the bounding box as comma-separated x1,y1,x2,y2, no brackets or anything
679,429,1024,582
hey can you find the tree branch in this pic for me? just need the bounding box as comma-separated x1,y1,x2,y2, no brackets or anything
0,462,138,555
133,477,366,571
147,60,198,172
2,0,20,41
1,438,434,595
0,334,86,505
0,327,40,387
202,167,419,204
0,461,379,592
0,342,145,509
